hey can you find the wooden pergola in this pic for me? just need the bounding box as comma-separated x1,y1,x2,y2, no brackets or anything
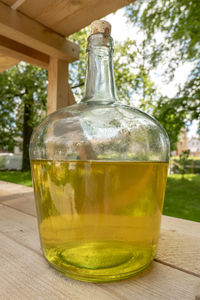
0,0,134,114
1,2,200,298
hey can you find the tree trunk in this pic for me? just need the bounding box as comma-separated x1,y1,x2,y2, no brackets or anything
22,99,33,171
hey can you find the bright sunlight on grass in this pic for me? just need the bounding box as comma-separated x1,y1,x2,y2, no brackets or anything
0,171,199,222
0,170,32,187
164,174,200,222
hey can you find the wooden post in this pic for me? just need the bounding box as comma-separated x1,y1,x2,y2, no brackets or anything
47,57,75,114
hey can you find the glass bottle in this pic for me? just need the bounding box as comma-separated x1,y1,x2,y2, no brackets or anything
30,20,170,283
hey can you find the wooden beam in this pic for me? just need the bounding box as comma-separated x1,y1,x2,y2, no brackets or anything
0,52,19,72
15,0,136,37
36,0,136,36
0,1,16,5
0,1,79,62
11,0,26,10
0,35,49,69
47,58,75,114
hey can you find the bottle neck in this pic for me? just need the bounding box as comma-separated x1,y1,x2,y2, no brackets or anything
82,33,118,104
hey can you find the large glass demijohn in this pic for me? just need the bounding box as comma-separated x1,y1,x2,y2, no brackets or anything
30,20,170,282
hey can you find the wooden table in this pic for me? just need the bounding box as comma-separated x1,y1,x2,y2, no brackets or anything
0,180,200,300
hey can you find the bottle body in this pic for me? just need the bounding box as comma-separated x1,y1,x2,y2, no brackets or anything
30,24,170,282
30,102,169,282
31,159,168,282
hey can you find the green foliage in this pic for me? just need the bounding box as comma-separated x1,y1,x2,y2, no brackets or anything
69,28,156,105
126,0,200,148
0,64,47,146
0,170,32,187
153,97,186,149
178,150,190,178
0,68,19,152
114,39,157,105
171,155,200,174
0,63,47,169
164,174,200,222
13,64,47,132
69,27,89,99
126,0,200,67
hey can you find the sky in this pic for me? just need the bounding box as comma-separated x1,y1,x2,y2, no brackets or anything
104,9,198,138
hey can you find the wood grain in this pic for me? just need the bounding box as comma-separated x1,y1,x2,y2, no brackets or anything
1,182,200,279
0,180,35,215
0,0,16,5
0,180,32,199
0,35,49,68
161,215,200,237
157,229,200,276
0,205,200,300
0,233,119,300
11,0,26,10
14,0,59,19
47,57,75,114
2,194,36,216
0,1,79,62
157,216,200,276
15,0,136,37
51,0,136,36
0,52,19,73
0,204,40,252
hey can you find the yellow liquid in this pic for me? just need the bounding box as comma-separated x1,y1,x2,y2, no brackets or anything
31,160,168,282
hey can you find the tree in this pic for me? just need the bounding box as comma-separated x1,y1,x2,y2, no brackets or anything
114,39,157,106
0,63,47,170
125,0,200,148
179,150,190,179
69,28,156,105
0,70,18,152
126,0,200,71
69,28,89,99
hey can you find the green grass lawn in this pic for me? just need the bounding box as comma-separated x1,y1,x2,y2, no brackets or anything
0,171,199,222
164,174,200,222
0,170,32,187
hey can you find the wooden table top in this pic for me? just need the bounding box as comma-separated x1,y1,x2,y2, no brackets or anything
0,180,200,300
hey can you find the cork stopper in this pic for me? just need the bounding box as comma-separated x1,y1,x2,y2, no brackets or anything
91,20,111,36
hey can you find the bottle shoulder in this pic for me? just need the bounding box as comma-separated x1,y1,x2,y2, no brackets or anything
30,102,170,162
38,102,165,130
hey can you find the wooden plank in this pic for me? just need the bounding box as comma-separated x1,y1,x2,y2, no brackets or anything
47,57,75,114
36,0,136,36
157,228,200,277
0,234,119,300
0,206,199,300
0,1,79,62
14,0,55,19
156,215,200,276
15,0,136,36
0,0,16,5
100,266,200,299
11,0,26,10
0,204,39,252
161,215,200,237
2,194,36,216
0,52,19,72
35,0,89,28
0,35,49,69
19,0,72,21
1,181,200,277
0,180,32,198
0,180,35,215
